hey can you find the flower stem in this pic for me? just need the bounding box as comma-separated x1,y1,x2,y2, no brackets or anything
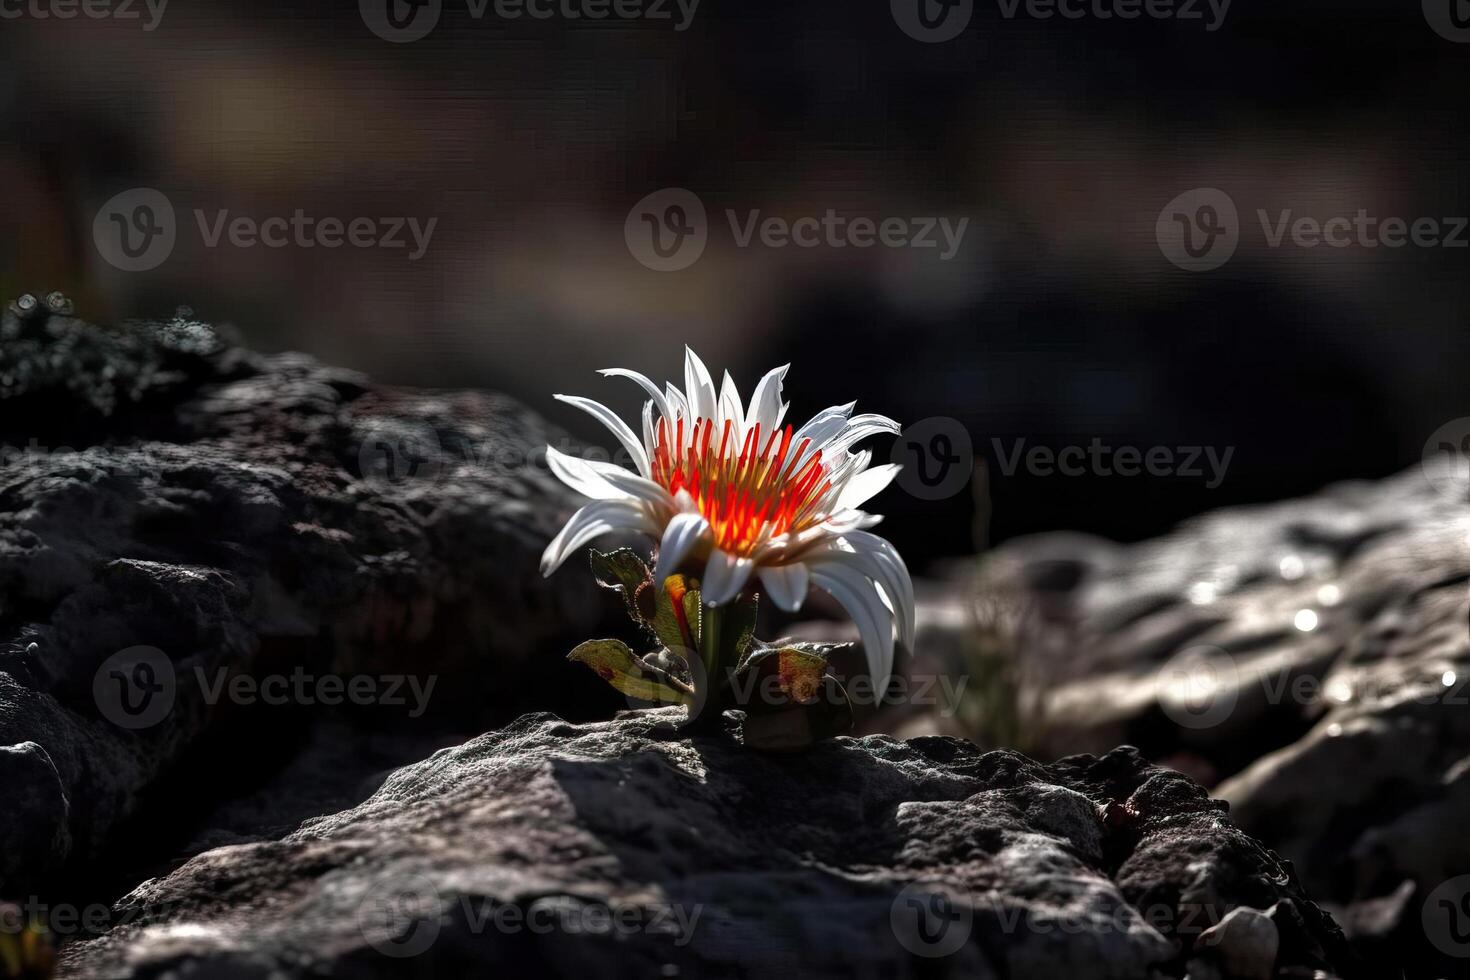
682,602,731,734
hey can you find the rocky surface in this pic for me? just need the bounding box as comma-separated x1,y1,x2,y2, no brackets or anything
0,299,608,898
0,298,1377,979
975,463,1470,976
59,710,1361,979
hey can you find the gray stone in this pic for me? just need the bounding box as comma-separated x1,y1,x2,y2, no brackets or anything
1191,905,1279,980
0,306,605,895
974,464,1470,973
59,711,1360,979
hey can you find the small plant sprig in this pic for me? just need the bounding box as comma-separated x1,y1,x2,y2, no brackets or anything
543,350,916,749
569,547,855,749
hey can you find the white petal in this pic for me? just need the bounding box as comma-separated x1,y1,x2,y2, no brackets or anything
664,382,689,422
593,465,673,509
744,363,789,435
837,463,901,510
701,549,756,606
641,400,657,456
823,510,884,533
672,487,699,514
546,445,623,500
819,449,871,500
652,511,710,588
600,368,673,425
546,447,674,511
683,347,717,422
809,565,895,700
790,402,857,464
718,371,744,433
827,414,903,455
757,562,810,612
541,500,657,576
813,533,915,651
553,394,651,478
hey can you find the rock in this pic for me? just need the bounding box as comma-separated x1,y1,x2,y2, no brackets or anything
0,301,610,895
1190,905,1279,980
975,464,1470,974
56,711,1360,979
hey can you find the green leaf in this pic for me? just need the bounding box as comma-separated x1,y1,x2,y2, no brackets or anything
681,586,704,652
588,549,651,623
650,574,700,655
568,639,692,705
725,592,760,661
741,675,854,752
730,645,834,708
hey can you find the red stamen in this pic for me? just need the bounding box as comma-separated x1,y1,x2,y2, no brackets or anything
652,414,832,555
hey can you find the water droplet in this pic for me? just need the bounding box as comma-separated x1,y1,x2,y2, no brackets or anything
1279,555,1306,580
1316,584,1341,606
1326,723,1343,737
1294,608,1319,632
1443,671,1457,688
1327,678,1352,703
1187,582,1218,605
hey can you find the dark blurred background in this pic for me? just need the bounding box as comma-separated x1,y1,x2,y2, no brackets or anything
3,0,1466,572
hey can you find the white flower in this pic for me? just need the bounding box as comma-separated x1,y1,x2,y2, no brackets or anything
540,348,915,697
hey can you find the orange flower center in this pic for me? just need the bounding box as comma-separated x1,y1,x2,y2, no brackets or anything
651,417,831,554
